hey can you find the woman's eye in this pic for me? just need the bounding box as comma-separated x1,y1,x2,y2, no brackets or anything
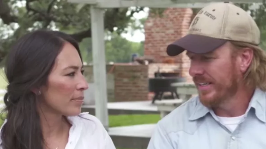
67,72,75,77
81,70,85,75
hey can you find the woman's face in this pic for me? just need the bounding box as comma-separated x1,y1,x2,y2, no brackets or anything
40,42,88,116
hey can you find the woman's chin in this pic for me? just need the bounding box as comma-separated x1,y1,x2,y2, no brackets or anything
63,108,82,117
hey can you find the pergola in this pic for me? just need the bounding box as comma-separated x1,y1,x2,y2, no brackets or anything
68,0,262,130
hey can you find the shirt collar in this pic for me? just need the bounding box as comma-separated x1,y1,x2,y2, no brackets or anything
188,88,266,122
248,88,266,122
189,97,210,121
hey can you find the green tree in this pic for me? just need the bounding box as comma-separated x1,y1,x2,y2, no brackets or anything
237,3,266,50
105,32,143,63
0,0,145,64
79,32,144,63
79,37,92,63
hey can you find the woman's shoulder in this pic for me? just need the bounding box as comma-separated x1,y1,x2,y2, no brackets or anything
77,112,102,123
67,112,108,138
67,112,105,130
67,113,116,149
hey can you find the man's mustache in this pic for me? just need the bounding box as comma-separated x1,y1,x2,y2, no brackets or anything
193,76,211,83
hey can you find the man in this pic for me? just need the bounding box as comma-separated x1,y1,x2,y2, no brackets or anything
148,2,266,149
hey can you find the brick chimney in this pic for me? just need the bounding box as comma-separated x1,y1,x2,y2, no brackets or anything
144,8,194,82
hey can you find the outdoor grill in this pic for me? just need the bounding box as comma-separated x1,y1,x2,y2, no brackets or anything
149,72,186,104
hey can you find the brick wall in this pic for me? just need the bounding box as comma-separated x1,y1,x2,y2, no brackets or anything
148,63,180,78
144,8,194,82
84,63,183,102
84,64,149,102
114,64,149,101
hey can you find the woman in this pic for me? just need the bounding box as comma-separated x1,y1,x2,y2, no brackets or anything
0,30,116,149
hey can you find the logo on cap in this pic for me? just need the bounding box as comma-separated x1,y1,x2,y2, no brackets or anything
191,17,199,26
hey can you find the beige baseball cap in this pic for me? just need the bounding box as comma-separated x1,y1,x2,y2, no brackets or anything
167,2,260,56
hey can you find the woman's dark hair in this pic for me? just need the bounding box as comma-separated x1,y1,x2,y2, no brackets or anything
1,29,82,149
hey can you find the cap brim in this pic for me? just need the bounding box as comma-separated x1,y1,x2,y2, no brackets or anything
166,34,227,56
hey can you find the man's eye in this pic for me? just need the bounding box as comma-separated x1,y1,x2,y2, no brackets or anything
203,57,212,60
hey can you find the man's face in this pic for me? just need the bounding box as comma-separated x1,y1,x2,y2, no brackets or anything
187,42,242,108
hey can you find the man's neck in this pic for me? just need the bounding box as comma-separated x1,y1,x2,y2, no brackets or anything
213,86,255,117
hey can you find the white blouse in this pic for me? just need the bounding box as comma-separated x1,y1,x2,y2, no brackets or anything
0,112,116,149
65,112,116,149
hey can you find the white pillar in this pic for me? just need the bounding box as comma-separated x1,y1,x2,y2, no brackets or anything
90,5,109,130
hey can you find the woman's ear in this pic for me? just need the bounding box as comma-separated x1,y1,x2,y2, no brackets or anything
31,88,41,95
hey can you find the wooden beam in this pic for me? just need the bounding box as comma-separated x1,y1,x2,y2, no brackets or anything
68,0,263,8
68,0,97,4
98,1,208,8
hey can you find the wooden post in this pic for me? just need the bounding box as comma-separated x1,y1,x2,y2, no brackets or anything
90,5,109,130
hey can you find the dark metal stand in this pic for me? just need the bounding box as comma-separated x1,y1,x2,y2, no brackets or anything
152,90,179,104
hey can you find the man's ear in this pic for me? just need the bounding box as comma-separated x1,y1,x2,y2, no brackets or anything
239,48,253,73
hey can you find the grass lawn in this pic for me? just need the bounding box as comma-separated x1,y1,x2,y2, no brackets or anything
109,114,160,127
0,114,160,128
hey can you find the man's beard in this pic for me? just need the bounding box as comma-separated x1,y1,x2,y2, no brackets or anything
195,72,240,108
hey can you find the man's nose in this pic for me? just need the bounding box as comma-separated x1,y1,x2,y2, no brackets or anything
189,61,204,77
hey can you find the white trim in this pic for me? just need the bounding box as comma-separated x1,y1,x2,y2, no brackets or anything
90,6,109,130
68,0,262,8
97,2,208,8
68,0,97,4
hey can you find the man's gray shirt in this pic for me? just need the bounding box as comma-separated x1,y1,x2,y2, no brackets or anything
148,88,266,149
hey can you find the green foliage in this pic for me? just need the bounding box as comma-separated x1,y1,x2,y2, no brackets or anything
260,28,266,50
79,37,92,63
105,32,143,63
0,0,145,65
234,3,266,50
0,69,7,90
79,32,144,63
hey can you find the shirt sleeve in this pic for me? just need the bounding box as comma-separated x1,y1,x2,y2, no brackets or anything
103,130,116,149
147,123,175,149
